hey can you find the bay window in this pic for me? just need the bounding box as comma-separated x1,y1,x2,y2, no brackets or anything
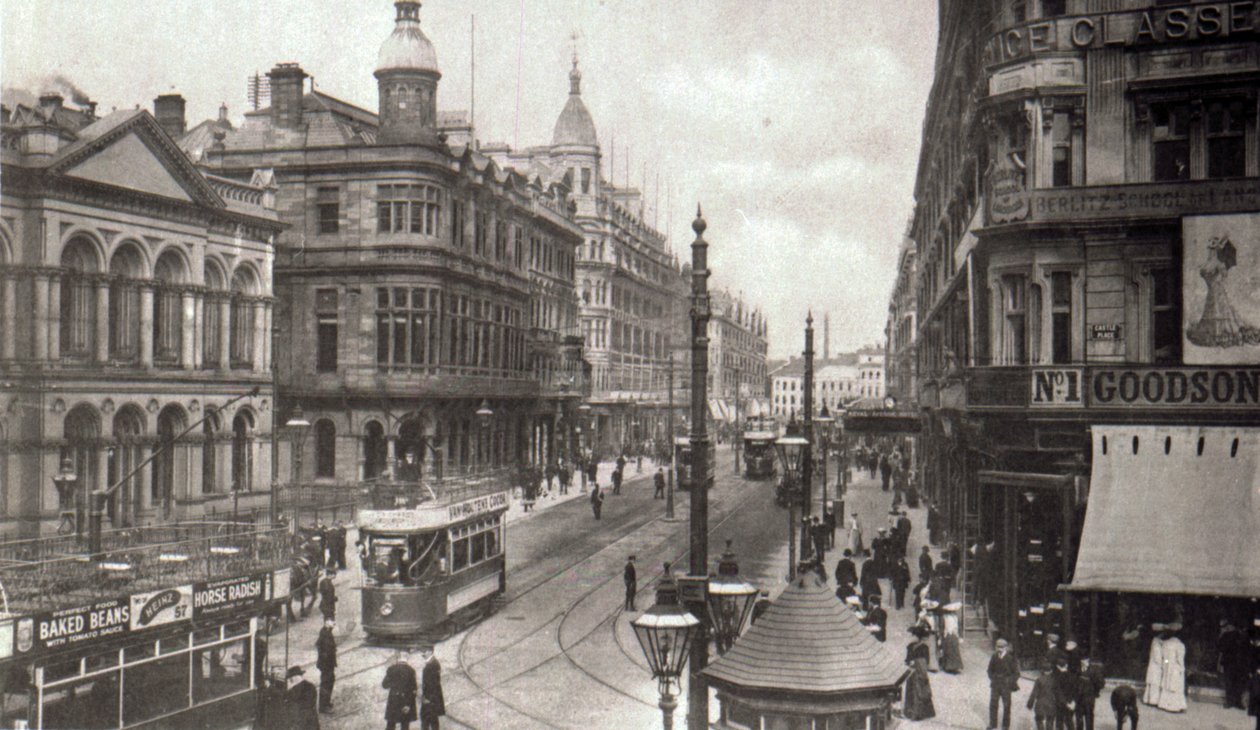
377,183,441,235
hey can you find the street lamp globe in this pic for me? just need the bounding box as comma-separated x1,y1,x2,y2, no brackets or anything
774,435,810,478
52,457,79,536
476,399,494,427
707,543,758,655
285,404,311,431
632,575,701,692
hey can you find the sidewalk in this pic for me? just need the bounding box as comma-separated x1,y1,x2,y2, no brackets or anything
833,469,1251,730
502,458,659,525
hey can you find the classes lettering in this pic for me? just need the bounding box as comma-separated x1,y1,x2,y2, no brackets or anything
984,2,1260,65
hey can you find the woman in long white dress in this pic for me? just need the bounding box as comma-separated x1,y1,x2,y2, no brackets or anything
1142,623,1187,712
848,514,864,555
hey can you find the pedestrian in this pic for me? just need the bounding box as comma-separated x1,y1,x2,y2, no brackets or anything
891,557,912,610
1027,666,1061,730
590,483,603,520
611,464,623,495
316,620,337,714
1110,685,1140,730
586,458,598,486
319,568,337,622
1218,618,1250,710
864,595,887,643
283,666,320,730
834,549,857,587
1074,655,1105,730
332,523,348,571
419,645,445,730
987,638,1020,730
1143,622,1187,712
847,513,864,555
939,602,965,674
835,579,857,603
1050,658,1077,730
616,452,627,475
558,460,571,495
383,651,418,730
1064,638,1082,675
653,468,665,499
623,555,637,611
927,501,942,545
903,624,937,720
1043,633,1065,672
811,517,827,566
895,512,911,557
879,453,892,491
544,461,556,494
859,552,882,606
919,545,934,583
824,508,836,548
1246,667,1260,730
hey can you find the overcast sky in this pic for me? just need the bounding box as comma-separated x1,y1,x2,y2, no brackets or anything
2,0,938,359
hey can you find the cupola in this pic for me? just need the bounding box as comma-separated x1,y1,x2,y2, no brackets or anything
375,1,442,145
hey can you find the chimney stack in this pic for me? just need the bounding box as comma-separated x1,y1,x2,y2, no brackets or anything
153,94,186,139
823,312,831,361
267,63,308,130
38,93,64,116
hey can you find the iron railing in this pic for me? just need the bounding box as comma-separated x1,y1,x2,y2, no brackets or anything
0,523,288,616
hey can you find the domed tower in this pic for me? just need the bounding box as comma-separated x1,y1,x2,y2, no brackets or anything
375,0,441,146
552,55,600,197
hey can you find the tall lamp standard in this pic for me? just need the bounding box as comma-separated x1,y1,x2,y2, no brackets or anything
798,313,816,558
632,573,701,730
686,206,712,730
665,350,677,521
52,458,79,538
774,429,809,580
286,405,311,485
816,405,835,531
577,402,592,491
476,399,494,470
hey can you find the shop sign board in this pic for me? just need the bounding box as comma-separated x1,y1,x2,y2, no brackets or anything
1090,324,1123,341
988,168,1029,224
1011,180,1260,225
193,572,270,620
1092,368,1260,407
1030,368,1085,407
26,598,130,654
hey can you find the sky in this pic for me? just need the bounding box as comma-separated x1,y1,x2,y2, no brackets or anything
1,0,939,359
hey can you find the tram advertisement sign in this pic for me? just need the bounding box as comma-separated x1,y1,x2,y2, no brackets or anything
26,598,130,653
447,491,510,522
193,572,270,620
129,585,193,630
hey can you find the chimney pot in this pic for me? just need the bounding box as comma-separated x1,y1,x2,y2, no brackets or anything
39,93,64,112
153,93,187,139
267,63,308,130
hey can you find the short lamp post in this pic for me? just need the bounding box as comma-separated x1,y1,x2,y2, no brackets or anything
706,541,759,655
52,458,79,538
286,405,311,484
578,403,592,491
633,573,701,730
774,430,810,581
815,406,836,531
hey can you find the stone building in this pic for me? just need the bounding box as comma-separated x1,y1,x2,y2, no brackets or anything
884,234,917,405
707,289,770,431
904,0,1260,673
770,348,884,420
195,1,586,483
0,92,281,538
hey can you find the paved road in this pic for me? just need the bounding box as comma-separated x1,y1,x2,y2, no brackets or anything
278,457,792,729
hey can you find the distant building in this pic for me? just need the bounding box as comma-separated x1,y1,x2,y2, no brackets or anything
707,289,770,426
196,1,585,483
884,233,917,405
0,91,281,537
771,348,884,420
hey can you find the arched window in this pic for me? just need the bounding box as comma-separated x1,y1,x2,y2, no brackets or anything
202,411,220,494
109,406,146,526
62,405,101,521
203,260,227,367
231,411,254,492
363,421,386,481
229,267,258,368
153,405,185,516
152,251,186,365
60,237,100,359
314,419,336,479
109,245,145,361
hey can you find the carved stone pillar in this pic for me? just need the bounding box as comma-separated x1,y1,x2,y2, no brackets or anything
252,301,266,372
0,272,15,360
139,284,155,368
95,281,110,363
32,274,49,361
218,298,231,370
181,290,195,369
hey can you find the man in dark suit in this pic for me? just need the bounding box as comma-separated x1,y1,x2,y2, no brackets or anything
1027,667,1059,730
285,666,320,730
1109,684,1139,730
420,646,445,730
319,568,337,622
623,556,637,611
987,638,1020,729
1218,618,1250,710
653,468,665,499
919,545,934,583
1050,658,1077,730
1074,655,1106,730
316,621,337,714
382,651,417,730
834,550,858,587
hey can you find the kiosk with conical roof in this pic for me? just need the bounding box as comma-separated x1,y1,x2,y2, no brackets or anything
703,571,908,729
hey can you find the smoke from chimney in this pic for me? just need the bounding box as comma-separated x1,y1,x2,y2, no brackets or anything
45,74,91,107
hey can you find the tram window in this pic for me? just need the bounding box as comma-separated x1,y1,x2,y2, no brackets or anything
123,652,191,725
471,532,486,563
193,626,223,646
86,649,120,672
161,634,191,654
45,658,81,683
193,638,251,703
452,538,470,572
225,620,251,639
373,544,405,584
124,641,157,662
42,670,119,730
485,528,499,557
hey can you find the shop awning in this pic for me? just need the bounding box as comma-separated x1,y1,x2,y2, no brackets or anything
1068,426,1260,598
708,399,726,422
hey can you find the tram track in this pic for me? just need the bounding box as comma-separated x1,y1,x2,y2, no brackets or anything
448,474,763,728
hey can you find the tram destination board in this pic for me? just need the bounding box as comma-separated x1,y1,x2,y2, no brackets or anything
360,491,511,532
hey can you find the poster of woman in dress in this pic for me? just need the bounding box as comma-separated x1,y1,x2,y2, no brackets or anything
1183,213,1260,364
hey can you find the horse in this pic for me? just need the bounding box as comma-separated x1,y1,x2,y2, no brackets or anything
286,555,319,620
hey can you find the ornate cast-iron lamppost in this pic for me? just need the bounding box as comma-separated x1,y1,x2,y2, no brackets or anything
686,206,713,730
815,405,835,535
476,399,494,469
633,573,701,730
706,540,759,655
52,457,79,538
775,429,809,580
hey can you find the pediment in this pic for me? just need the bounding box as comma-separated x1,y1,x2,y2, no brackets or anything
65,131,194,202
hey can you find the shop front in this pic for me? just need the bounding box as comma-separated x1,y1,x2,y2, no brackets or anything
0,568,290,729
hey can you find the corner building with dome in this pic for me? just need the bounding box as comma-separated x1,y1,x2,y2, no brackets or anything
197,1,587,484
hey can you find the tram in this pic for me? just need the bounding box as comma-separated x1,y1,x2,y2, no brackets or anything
674,436,716,490
357,486,511,641
742,431,778,478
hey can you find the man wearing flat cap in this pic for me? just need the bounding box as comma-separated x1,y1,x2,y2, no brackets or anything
987,638,1020,729
284,666,320,730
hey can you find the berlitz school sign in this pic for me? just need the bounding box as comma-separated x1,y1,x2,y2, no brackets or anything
984,2,1260,65
1030,367,1260,407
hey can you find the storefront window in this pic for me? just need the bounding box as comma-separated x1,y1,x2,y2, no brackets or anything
122,653,190,725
